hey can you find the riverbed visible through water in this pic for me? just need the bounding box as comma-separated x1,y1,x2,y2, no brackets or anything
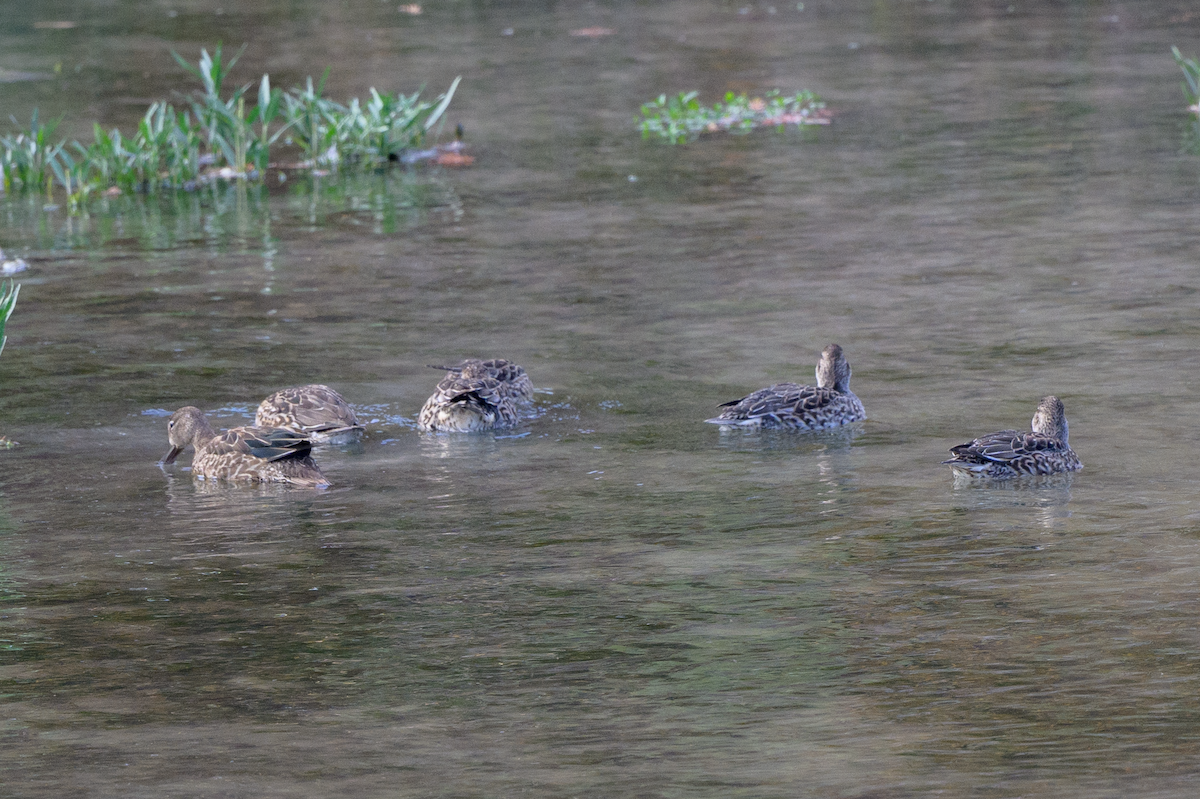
4,1,1200,797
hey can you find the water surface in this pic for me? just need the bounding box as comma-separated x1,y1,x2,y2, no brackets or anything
4,1,1200,797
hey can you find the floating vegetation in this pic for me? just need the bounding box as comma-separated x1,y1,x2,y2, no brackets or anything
0,278,19,357
638,90,828,144
1172,46,1200,153
0,46,461,209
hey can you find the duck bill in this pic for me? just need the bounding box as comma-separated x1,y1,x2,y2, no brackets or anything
160,445,184,465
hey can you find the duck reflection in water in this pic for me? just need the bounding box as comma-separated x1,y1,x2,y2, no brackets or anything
949,477,1076,531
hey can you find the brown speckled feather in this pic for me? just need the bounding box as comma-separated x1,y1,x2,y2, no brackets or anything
418,358,533,432
418,374,520,432
711,383,866,430
943,396,1082,479
706,344,866,430
255,384,363,443
161,406,330,488
426,359,534,402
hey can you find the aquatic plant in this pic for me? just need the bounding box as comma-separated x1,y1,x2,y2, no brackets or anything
0,110,67,199
172,45,280,176
0,279,19,357
0,47,461,206
1172,46,1200,153
639,90,828,144
279,72,462,168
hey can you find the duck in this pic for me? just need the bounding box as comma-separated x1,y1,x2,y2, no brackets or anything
427,358,534,402
942,395,1082,479
160,406,330,488
705,343,866,430
255,384,364,444
418,358,532,432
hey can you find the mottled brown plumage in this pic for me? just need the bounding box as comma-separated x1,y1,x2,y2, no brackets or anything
160,406,330,488
418,358,533,432
706,344,866,430
943,396,1082,479
427,359,534,402
255,384,363,444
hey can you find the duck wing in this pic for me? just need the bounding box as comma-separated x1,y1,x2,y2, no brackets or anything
285,392,359,432
258,385,360,433
946,429,1067,464
436,375,508,409
717,383,835,417
213,426,314,462
429,359,532,400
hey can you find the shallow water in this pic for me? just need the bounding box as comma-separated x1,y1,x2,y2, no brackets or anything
4,1,1200,796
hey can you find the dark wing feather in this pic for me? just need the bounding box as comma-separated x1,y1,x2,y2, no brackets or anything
947,429,1068,464
215,426,314,462
720,383,836,417
438,375,507,409
431,360,529,389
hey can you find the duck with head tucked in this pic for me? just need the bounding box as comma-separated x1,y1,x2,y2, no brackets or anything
418,358,533,432
942,395,1082,479
255,384,363,444
160,406,331,488
705,343,866,430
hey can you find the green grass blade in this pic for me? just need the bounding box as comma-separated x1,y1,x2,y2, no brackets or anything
423,76,461,132
0,280,20,358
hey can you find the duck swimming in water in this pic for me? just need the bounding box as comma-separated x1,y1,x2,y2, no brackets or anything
942,395,1082,479
255,384,363,444
418,358,533,432
705,344,866,430
160,406,330,488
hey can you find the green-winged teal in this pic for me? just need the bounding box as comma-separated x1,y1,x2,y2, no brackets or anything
943,395,1082,479
160,406,330,488
418,358,532,432
255,384,363,444
706,343,866,430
